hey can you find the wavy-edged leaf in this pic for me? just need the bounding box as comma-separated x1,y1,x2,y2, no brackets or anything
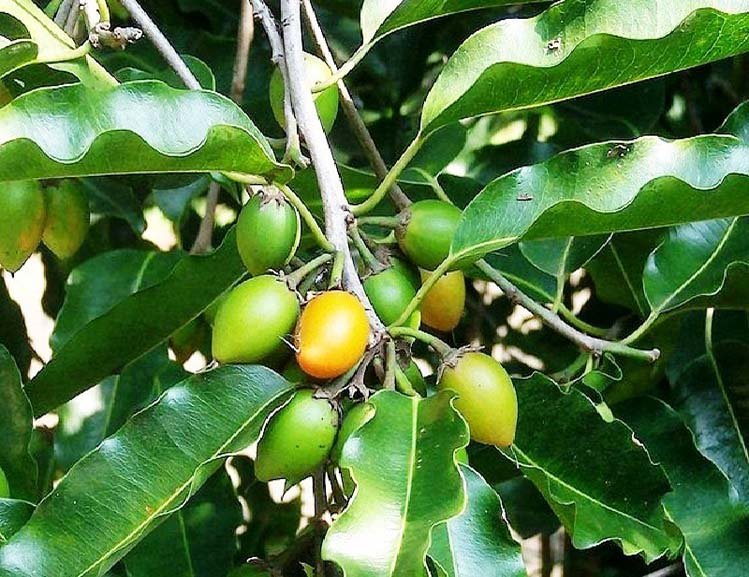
451,124,749,263
51,250,182,351
504,374,679,561
0,39,36,79
123,469,241,577
0,365,293,577
671,312,749,503
0,0,114,85
0,499,33,544
422,2,749,131
0,80,291,183
429,464,525,577
322,390,469,577
26,230,246,417
643,218,749,315
0,346,36,501
360,0,543,46
619,398,749,577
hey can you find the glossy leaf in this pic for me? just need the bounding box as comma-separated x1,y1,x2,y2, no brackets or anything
505,374,679,561
123,469,241,577
643,218,749,315
323,390,469,577
0,346,36,501
0,39,36,79
0,81,291,183
26,230,246,417
619,398,749,577
451,118,749,263
429,465,525,577
81,178,146,234
478,247,557,304
0,365,293,577
0,499,33,544
422,2,749,131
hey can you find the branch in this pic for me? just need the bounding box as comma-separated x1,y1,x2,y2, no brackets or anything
301,0,411,211
280,0,385,334
476,260,661,363
251,0,307,166
118,0,201,90
191,1,255,254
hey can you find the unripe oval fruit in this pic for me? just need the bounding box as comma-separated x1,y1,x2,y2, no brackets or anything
42,180,90,259
0,180,46,272
0,466,9,498
397,200,461,271
296,291,369,379
420,269,465,332
269,53,339,134
363,265,417,326
212,276,299,364
236,191,300,276
438,352,518,447
255,389,339,485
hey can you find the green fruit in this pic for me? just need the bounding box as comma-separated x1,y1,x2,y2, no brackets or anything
0,466,9,498
0,180,46,272
332,401,375,462
42,180,90,259
204,291,229,326
397,200,461,271
269,53,339,133
212,276,299,364
403,360,427,396
438,352,518,447
170,317,209,364
236,191,300,276
255,389,339,484
364,265,418,326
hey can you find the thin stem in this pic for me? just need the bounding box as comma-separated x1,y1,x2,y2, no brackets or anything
286,253,333,289
394,365,418,396
277,184,334,252
327,466,348,509
312,467,327,577
280,0,384,333
311,45,367,92
328,251,344,289
619,311,660,345
477,260,660,363
50,0,69,21
557,304,610,338
357,215,402,229
351,135,424,216
383,340,396,390
302,0,411,211
118,0,201,90
391,259,452,328
190,182,221,254
349,224,383,271
389,326,454,357
231,0,254,104
411,167,451,204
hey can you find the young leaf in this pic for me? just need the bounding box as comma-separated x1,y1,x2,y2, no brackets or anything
618,398,749,577
0,499,33,544
422,2,749,131
504,374,680,561
429,464,526,577
451,114,749,263
322,390,469,577
0,365,293,577
0,345,36,502
643,217,749,315
0,81,291,183
25,230,246,417
123,469,242,577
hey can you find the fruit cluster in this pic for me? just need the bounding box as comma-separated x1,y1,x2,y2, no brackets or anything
208,184,518,485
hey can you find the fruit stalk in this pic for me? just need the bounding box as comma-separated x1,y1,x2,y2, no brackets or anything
279,0,384,333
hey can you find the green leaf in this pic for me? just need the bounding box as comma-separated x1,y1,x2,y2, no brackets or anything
322,390,469,577
429,465,525,577
0,499,33,544
505,374,679,561
360,0,538,45
479,248,556,304
51,250,182,351
0,39,37,79
81,178,147,234
0,346,36,502
0,365,293,577
618,398,749,577
422,2,749,131
643,218,749,315
451,112,749,262
26,230,246,417
123,469,241,577
0,280,31,377
671,313,749,503
0,80,291,183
